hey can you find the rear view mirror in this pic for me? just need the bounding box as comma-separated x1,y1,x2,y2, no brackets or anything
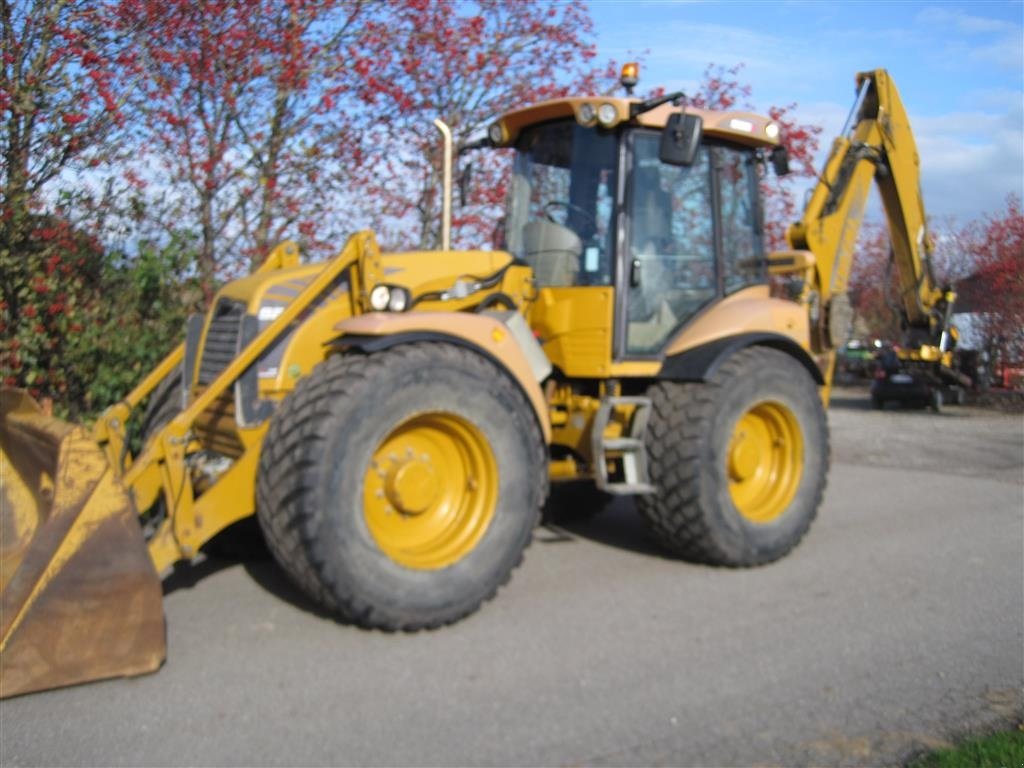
659,113,703,166
770,145,790,176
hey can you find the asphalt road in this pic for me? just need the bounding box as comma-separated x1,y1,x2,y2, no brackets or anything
2,386,1022,767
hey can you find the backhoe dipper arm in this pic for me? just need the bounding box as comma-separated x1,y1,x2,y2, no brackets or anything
787,69,946,339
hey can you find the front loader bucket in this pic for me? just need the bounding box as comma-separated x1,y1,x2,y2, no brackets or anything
0,389,165,698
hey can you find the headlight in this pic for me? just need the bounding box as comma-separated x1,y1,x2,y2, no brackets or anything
369,285,391,311
488,122,504,144
765,122,780,139
369,284,411,312
597,103,618,127
578,103,596,123
387,287,410,312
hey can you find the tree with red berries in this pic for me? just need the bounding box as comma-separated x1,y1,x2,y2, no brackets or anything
955,195,1024,369
348,0,604,250
1,0,138,406
1,0,132,241
845,221,905,341
687,64,822,251
116,0,367,294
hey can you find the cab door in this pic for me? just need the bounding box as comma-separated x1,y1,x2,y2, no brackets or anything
615,133,765,359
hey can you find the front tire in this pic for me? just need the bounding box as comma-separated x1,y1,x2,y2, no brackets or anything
638,347,829,566
256,343,546,630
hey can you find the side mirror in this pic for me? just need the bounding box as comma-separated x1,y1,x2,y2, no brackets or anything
770,145,790,176
659,113,703,166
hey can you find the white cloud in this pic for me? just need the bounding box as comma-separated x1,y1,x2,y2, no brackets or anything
792,100,850,142
595,16,800,97
914,5,1024,72
969,87,1024,111
592,3,1023,223
914,108,1024,219
778,102,1022,225
915,6,1019,36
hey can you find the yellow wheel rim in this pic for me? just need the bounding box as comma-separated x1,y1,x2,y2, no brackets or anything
363,413,498,570
726,401,803,524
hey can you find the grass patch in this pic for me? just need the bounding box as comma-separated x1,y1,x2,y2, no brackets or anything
908,728,1024,767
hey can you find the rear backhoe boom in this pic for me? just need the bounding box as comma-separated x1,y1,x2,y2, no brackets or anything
786,69,955,390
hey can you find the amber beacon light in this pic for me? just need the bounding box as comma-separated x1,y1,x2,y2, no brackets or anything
620,62,639,94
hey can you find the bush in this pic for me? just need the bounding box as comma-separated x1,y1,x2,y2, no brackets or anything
1,217,203,420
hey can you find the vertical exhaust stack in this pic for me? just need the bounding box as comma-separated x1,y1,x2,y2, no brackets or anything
434,119,452,251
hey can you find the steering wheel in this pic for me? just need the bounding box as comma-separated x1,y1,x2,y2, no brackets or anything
543,200,596,230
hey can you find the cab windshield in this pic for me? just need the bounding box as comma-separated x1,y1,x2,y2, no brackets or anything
504,120,618,286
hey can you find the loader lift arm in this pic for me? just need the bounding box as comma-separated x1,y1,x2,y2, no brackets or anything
104,232,383,573
785,69,953,366
92,239,305,467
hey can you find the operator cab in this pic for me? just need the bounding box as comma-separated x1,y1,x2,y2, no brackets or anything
492,73,784,367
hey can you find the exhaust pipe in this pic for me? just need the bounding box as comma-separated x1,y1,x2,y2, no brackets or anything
434,119,452,251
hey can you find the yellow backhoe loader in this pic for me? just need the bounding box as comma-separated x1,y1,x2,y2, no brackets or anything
1,68,952,697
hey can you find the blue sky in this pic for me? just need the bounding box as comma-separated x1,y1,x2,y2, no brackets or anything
588,0,1024,223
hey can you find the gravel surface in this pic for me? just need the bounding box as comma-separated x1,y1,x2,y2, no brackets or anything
1,384,1021,767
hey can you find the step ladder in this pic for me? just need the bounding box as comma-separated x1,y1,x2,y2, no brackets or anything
590,395,656,495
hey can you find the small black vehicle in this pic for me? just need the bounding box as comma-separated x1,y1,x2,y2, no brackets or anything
870,347,963,411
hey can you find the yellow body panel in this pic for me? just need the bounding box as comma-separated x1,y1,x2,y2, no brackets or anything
663,285,811,357
204,249,531,398
899,344,954,367
527,286,614,377
494,97,781,149
371,249,514,297
334,312,551,443
212,258,355,397
606,360,662,377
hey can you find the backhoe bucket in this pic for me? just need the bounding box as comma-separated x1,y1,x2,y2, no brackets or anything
0,389,165,698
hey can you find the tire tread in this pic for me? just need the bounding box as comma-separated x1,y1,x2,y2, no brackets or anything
256,343,546,630
638,346,829,566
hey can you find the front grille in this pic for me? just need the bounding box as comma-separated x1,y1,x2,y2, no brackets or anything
198,299,246,385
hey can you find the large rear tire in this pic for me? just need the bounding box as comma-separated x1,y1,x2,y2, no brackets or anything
638,347,829,566
256,343,546,630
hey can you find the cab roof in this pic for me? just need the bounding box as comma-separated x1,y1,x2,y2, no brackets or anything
492,96,781,149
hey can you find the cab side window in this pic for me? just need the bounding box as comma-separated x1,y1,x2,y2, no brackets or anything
717,146,764,293
506,121,618,287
